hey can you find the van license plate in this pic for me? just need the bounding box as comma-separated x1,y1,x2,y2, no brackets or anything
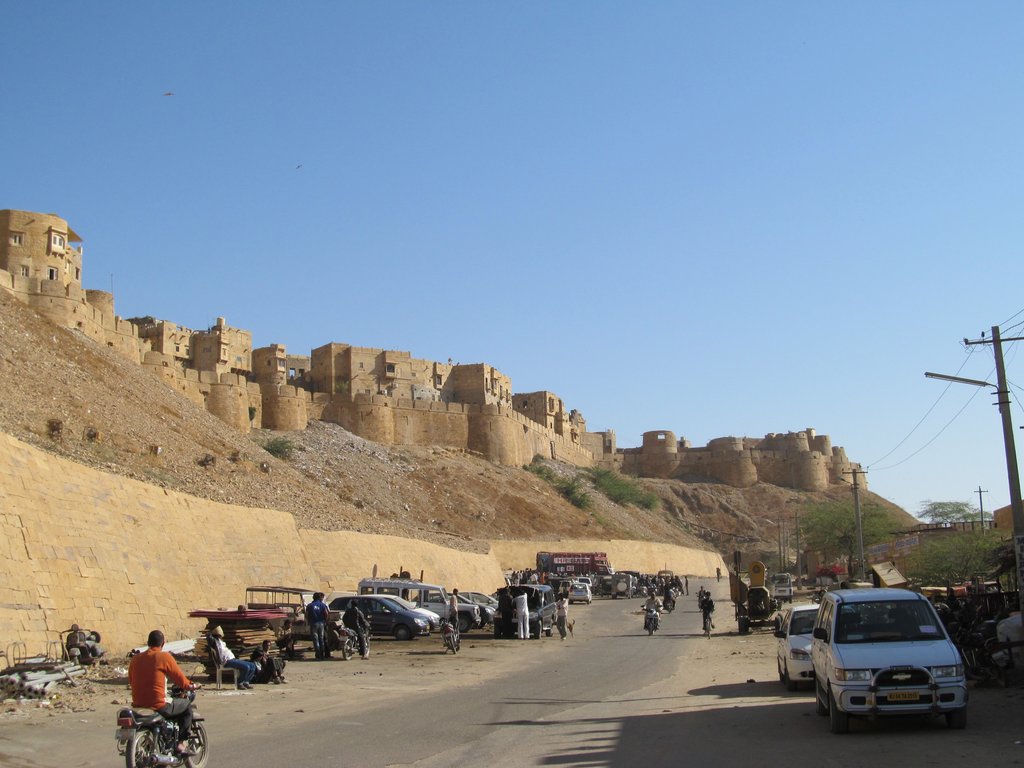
887,691,920,702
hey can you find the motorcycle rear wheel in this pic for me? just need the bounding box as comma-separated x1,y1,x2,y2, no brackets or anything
125,730,156,768
187,721,210,768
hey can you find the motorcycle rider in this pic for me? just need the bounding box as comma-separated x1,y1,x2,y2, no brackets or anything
662,585,675,612
127,629,195,759
699,591,716,632
342,600,370,659
643,591,662,631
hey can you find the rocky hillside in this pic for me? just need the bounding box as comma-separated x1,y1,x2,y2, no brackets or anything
0,289,914,556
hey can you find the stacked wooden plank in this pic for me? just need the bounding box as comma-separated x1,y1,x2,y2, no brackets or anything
189,608,290,673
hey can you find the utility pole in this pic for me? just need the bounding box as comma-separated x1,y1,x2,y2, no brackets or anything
976,486,988,528
794,510,802,586
962,325,1024,620
844,469,868,581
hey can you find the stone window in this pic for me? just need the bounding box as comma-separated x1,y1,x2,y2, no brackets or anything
435,375,442,386
385,363,396,374
47,267,58,280
9,233,24,246
51,233,65,249
74,267,80,280
20,265,29,277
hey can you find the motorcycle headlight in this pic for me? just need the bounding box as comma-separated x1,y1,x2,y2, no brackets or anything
834,668,871,682
931,664,963,679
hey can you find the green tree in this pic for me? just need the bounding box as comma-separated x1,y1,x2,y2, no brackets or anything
918,500,981,524
801,501,895,577
904,530,1004,585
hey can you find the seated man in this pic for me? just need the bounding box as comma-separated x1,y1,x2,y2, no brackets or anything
275,619,297,659
250,639,287,684
127,629,195,759
207,626,257,689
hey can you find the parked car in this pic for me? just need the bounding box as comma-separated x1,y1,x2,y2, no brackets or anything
569,582,592,605
774,603,819,690
493,584,556,639
328,591,440,632
357,578,479,633
326,594,430,641
811,588,967,733
458,593,495,628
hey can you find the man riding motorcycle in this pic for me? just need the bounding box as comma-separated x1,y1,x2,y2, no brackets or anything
127,629,195,759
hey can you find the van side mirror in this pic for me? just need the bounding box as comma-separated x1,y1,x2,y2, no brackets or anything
774,630,786,639
813,627,828,641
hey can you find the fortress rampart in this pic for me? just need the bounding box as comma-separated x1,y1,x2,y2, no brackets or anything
602,427,864,491
0,208,863,489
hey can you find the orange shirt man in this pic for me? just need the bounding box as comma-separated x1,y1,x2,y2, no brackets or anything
127,629,195,757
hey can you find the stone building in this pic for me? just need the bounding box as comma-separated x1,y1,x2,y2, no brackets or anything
192,317,251,376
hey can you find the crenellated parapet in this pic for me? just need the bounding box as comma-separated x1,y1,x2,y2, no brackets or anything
599,427,862,491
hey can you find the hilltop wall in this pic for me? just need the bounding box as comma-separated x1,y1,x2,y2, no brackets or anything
322,393,595,467
0,432,723,654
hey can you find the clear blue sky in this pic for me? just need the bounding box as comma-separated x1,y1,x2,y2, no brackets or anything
4,3,1024,518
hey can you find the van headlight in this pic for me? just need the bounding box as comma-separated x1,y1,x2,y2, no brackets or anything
931,664,963,679
834,668,871,682
789,648,810,661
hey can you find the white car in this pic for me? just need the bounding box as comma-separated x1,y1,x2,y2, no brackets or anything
569,582,592,605
774,603,819,690
811,588,967,733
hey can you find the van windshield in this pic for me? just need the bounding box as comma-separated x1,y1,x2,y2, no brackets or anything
835,600,944,643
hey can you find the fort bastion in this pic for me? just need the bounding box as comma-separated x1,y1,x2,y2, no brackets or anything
0,209,864,491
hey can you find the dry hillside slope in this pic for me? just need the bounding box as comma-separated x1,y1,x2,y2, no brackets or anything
0,290,914,555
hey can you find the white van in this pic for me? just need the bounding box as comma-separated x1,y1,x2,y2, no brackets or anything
770,573,794,603
810,588,967,733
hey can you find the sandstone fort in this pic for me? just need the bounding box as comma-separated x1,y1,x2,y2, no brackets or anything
0,208,864,492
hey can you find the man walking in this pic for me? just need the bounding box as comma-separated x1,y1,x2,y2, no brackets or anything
305,592,331,660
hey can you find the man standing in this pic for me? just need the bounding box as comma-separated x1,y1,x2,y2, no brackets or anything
513,589,530,640
305,592,331,660
555,594,569,640
128,630,195,759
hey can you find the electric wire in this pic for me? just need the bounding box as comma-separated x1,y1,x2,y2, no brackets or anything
999,305,1024,329
871,382,988,471
866,346,978,468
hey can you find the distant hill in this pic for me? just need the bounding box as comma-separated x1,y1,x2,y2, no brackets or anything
0,289,915,557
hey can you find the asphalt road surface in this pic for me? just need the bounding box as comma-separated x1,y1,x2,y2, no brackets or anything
2,581,1023,767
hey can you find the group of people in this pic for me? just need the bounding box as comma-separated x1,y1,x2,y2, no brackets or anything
207,625,287,688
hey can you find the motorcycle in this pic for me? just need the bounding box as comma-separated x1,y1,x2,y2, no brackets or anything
116,686,208,768
643,607,660,636
441,619,460,654
327,622,359,660
810,587,825,604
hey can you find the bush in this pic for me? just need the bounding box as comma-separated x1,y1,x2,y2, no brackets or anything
262,437,295,460
586,468,659,509
526,461,592,509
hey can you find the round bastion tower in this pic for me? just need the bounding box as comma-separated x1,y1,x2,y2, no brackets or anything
639,430,679,478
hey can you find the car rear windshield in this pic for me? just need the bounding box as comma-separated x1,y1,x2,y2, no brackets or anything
835,600,944,643
790,612,816,635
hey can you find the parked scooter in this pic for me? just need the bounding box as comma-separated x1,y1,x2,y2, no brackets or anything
328,622,359,660
441,618,460,654
115,686,208,768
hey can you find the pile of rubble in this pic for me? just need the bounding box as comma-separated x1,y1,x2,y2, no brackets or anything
0,657,86,701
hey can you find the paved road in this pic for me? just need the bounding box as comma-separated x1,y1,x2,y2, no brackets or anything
3,581,1022,767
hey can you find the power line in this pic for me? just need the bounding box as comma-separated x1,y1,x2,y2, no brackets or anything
867,346,977,468
871,382,988,472
999,305,1024,328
